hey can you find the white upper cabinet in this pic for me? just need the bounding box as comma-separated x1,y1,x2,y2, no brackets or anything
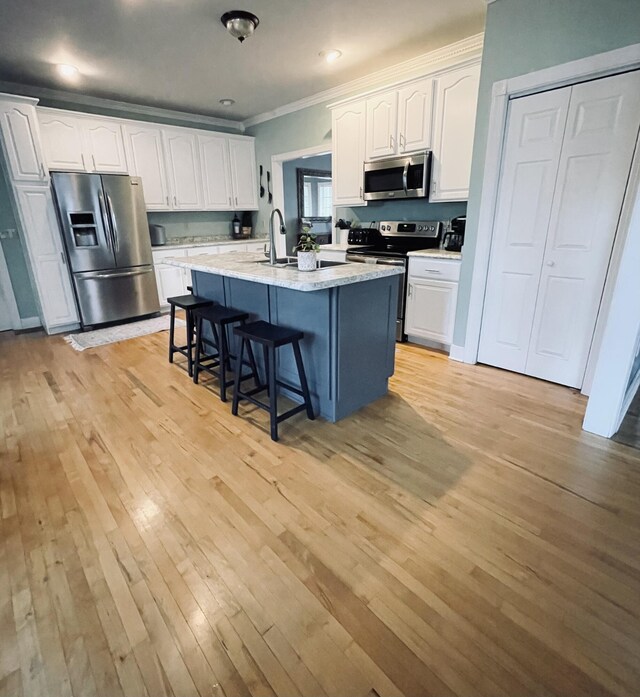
124,124,171,210
199,133,233,210
163,129,204,210
431,62,480,201
332,100,367,206
39,112,86,171
15,184,78,330
82,118,128,173
38,111,128,174
397,77,434,154
228,137,258,210
365,78,434,160
0,99,48,182
366,90,398,159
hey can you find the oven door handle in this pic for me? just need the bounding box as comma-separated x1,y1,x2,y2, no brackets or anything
402,160,409,195
377,258,406,267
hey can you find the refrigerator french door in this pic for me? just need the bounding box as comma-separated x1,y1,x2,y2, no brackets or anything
52,172,160,327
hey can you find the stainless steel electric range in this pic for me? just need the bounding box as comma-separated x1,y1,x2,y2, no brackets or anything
346,220,442,341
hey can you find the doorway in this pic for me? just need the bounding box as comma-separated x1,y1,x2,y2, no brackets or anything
0,242,19,331
477,70,640,388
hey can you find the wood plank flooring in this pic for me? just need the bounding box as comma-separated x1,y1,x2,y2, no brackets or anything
1,327,640,697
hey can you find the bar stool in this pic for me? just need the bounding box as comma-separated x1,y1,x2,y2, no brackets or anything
192,305,260,402
231,320,315,441
167,294,213,377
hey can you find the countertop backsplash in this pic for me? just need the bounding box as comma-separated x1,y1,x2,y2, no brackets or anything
147,210,254,244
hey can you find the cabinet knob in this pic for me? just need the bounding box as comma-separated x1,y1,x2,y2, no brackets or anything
92,155,97,170
546,260,555,267
408,283,412,297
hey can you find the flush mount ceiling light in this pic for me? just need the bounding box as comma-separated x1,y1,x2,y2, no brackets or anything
220,10,259,43
319,49,342,64
219,98,235,106
56,63,80,79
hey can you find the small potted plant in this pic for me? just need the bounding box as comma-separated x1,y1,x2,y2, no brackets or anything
295,228,320,271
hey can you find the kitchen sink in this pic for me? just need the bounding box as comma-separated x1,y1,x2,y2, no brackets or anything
255,258,349,269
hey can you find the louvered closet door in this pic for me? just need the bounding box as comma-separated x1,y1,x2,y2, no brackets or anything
479,70,640,388
478,88,571,373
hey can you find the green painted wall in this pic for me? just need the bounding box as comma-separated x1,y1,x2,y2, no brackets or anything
0,163,39,319
247,103,333,239
455,0,640,346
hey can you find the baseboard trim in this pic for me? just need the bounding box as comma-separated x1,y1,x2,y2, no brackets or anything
20,316,41,329
618,369,640,432
448,344,466,362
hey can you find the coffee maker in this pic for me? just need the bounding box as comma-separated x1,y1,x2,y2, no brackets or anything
443,215,466,252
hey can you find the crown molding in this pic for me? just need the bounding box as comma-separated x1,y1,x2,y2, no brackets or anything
0,80,245,132
243,32,484,129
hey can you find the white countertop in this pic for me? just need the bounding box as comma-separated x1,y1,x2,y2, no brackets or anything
152,237,267,251
407,249,462,260
164,251,404,292
319,243,351,252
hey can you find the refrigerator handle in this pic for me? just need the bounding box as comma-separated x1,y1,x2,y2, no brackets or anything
105,193,120,252
97,191,114,250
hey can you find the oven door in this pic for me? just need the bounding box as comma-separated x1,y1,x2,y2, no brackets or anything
346,255,408,341
363,152,430,201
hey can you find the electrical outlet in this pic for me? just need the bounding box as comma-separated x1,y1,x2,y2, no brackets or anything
0,228,15,240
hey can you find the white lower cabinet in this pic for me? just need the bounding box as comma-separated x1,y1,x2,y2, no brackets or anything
405,257,460,346
152,248,189,306
15,184,78,331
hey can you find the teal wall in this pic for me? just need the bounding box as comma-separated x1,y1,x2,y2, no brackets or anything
247,103,333,239
455,0,640,346
147,211,238,240
0,163,39,318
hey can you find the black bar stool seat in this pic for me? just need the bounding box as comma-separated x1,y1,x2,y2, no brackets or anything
193,305,260,402
232,320,314,441
167,293,213,377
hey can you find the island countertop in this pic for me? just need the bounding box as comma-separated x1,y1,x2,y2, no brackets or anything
164,251,404,292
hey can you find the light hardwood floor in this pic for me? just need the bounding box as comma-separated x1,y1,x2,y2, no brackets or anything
1,328,640,697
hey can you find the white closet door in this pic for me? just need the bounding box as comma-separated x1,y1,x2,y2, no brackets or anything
478,88,571,372
526,71,640,387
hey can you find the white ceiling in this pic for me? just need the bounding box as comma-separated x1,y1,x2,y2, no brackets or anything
0,0,487,121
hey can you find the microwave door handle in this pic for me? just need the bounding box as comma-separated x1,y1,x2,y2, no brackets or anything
402,161,409,194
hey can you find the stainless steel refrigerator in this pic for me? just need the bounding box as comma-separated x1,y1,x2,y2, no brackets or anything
52,172,160,327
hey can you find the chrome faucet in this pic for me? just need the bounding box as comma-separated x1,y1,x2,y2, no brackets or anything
267,208,286,265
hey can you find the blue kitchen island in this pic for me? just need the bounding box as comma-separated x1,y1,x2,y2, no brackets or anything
164,252,403,422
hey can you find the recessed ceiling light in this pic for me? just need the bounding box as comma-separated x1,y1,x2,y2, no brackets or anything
219,98,235,107
319,49,342,64
56,63,80,79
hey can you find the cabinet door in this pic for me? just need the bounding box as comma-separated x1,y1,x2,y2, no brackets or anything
199,134,233,210
0,102,48,182
228,138,258,210
398,77,434,154
38,112,87,172
431,63,480,201
332,102,367,207
164,130,203,210
124,125,170,210
15,185,78,330
365,90,398,159
83,119,128,173
216,243,245,254
152,249,187,305
245,241,265,253
406,279,458,344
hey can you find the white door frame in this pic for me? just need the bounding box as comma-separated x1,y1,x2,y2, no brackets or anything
271,144,331,257
0,242,21,330
463,42,640,370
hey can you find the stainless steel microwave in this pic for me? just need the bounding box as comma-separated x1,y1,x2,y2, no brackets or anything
363,151,431,201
